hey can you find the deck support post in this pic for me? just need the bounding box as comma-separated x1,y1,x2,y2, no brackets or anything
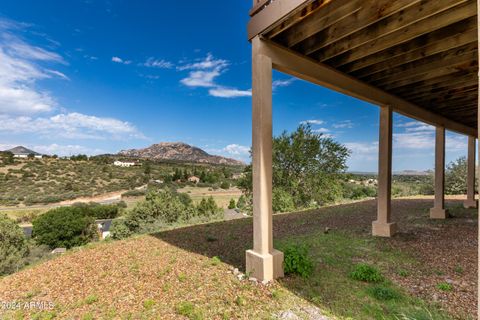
246,36,284,282
430,126,448,219
476,3,480,317
464,136,477,208
372,105,397,237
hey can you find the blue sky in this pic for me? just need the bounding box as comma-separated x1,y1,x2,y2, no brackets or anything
0,1,471,172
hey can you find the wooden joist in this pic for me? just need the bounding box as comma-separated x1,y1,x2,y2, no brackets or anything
380,61,477,91
363,45,477,84
318,0,476,63
295,0,421,56
350,30,477,79
393,74,477,97
333,17,477,70
401,80,478,101
271,0,361,47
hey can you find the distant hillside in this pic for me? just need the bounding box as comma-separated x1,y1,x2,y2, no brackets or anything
118,142,245,166
4,146,41,155
349,170,432,176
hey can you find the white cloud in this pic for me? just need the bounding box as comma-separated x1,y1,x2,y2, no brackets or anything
300,119,324,125
345,142,378,154
272,78,295,89
111,56,131,64
45,69,70,80
223,144,250,156
33,143,105,156
208,87,251,98
0,20,67,115
143,57,173,69
312,127,330,133
332,120,353,129
181,69,221,88
0,112,144,140
204,143,251,162
345,142,379,164
393,132,434,149
178,53,250,98
0,86,56,114
177,53,228,71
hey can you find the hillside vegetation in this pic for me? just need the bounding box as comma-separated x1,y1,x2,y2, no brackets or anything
1,199,475,319
0,157,242,207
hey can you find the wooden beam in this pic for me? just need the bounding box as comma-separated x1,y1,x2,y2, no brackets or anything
380,61,476,90
393,75,477,97
267,0,331,39
250,0,271,17
296,0,420,55
333,17,477,70
318,1,476,63
351,31,477,79
363,44,477,84
403,82,478,101
272,0,361,47
423,94,478,109
248,0,310,40
256,39,476,136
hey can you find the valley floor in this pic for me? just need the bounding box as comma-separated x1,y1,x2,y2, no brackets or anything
0,199,476,319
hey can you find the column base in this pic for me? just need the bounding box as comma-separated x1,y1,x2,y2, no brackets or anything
245,249,284,282
372,221,397,237
463,199,478,209
430,208,449,219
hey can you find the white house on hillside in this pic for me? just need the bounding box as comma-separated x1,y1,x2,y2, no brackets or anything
114,160,136,167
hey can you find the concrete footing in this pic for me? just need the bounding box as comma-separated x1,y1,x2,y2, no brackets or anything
430,208,449,219
463,200,478,209
246,249,284,282
372,221,397,237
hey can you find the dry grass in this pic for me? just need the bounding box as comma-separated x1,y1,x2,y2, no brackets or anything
178,186,242,208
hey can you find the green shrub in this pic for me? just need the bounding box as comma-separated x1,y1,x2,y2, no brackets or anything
72,202,119,219
436,282,453,291
122,189,199,234
282,244,314,278
349,264,384,283
197,196,222,218
0,214,28,275
32,207,97,249
176,301,203,320
110,220,133,240
228,198,236,209
272,188,295,213
366,285,401,301
220,181,230,189
121,189,146,197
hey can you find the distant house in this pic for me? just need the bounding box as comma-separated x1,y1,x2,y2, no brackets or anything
113,160,136,167
96,219,113,239
188,176,200,184
232,173,245,180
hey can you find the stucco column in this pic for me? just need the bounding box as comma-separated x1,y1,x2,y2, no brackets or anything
464,136,477,208
245,36,284,282
477,2,480,317
430,126,448,219
372,105,397,237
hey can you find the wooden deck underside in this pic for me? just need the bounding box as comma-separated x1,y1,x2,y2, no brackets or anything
256,0,478,130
